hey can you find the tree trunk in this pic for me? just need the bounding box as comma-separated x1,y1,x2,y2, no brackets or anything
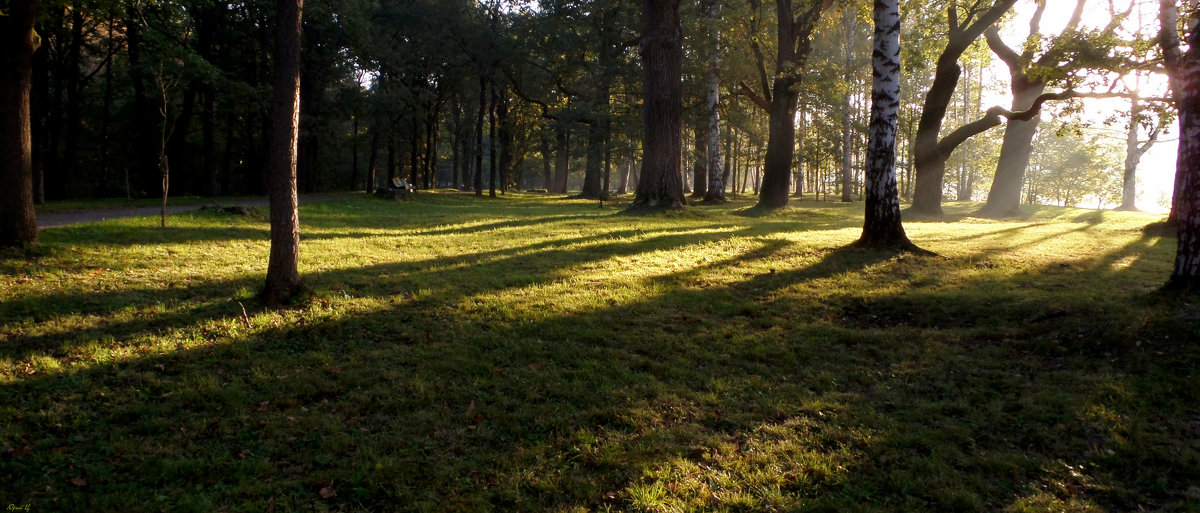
489,77,497,198
475,71,486,196
1160,0,1200,287
367,127,379,193
351,116,360,191
263,0,304,306
753,0,833,210
1119,93,1158,211
979,78,1046,217
691,127,708,198
0,0,41,247
541,130,553,190
857,0,915,249
841,5,856,203
631,0,686,209
554,125,570,193
910,0,1017,215
703,1,725,205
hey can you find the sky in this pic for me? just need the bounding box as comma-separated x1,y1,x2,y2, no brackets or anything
987,0,1175,212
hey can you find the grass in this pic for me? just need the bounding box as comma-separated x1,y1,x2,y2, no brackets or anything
1,192,1198,512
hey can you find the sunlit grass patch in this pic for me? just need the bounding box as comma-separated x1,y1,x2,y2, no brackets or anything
1,194,1196,512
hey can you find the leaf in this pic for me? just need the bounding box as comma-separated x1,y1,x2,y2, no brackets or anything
318,483,336,499
68,477,88,487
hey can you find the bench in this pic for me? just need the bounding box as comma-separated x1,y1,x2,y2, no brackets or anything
374,178,416,200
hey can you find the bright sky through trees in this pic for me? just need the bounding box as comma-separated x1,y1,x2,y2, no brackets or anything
990,0,1175,211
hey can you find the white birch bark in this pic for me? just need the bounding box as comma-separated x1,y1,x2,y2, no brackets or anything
703,0,725,202
858,0,915,249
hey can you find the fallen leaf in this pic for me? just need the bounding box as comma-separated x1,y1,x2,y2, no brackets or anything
318,483,336,499
68,477,87,487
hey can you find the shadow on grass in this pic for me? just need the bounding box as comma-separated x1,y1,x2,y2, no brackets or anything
1,206,1196,513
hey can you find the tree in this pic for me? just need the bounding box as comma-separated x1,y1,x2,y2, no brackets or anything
262,0,305,306
1117,89,1164,211
740,0,834,209
0,0,41,247
1159,0,1200,289
631,0,686,209
701,0,726,203
979,0,1135,217
909,0,1016,215
856,0,918,250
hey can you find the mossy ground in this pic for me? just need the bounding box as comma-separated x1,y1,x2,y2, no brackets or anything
2,192,1197,512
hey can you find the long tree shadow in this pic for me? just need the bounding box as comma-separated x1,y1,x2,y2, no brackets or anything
2,203,1194,512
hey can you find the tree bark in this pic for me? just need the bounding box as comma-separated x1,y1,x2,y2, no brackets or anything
691,127,708,198
750,0,834,209
979,79,1046,217
0,0,41,247
631,0,686,210
475,71,486,196
841,5,856,202
554,125,570,193
1160,0,1200,288
263,0,304,306
856,0,916,250
702,0,725,203
910,0,1017,215
700,0,724,204
367,127,379,193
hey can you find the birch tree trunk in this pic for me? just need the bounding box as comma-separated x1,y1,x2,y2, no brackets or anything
703,0,726,203
1161,0,1200,288
262,0,305,306
857,0,917,250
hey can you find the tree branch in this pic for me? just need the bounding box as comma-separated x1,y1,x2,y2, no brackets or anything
739,81,770,111
936,89,1125,156
985,26,1021,70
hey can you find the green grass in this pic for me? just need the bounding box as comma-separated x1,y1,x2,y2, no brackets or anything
2,192,1198,512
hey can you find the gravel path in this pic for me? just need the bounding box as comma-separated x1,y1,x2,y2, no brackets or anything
37,194,348,229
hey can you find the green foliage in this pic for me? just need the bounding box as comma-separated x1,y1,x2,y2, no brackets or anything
1027,127,1124,207
2,194,1196,512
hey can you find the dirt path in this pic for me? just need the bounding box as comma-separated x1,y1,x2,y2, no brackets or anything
37,194,348,229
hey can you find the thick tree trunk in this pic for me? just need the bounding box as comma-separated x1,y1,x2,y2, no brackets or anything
263,0,304,306
0,0,41,247
631,0,686,209
979,79,1046,217
754,0,833,210
1161,0,1200,287
911,56,963,215
910,0,1017,215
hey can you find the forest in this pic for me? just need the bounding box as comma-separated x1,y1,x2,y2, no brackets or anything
2,0,1200,511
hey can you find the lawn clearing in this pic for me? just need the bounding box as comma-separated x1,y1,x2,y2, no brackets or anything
2,193,1198,512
